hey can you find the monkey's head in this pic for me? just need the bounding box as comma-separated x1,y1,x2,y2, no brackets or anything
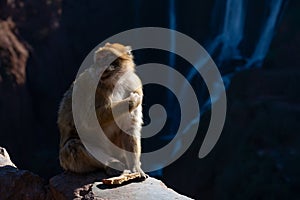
94,43,135,81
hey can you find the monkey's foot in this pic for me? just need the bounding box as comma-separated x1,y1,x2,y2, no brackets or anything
123,169,148,179
137,170,149,180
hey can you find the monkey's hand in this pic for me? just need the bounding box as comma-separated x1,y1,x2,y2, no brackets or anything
129,92,142,111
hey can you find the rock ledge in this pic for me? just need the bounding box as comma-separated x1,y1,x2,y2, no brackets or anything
0,147,193,200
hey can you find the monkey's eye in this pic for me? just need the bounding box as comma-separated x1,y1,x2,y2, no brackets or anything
126,51,132,56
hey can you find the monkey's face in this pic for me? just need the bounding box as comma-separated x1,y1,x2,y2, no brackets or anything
94,43,135,81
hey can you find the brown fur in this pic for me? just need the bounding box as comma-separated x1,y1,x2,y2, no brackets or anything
58,43,147,178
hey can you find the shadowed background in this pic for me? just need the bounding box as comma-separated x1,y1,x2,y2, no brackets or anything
0,0,299,199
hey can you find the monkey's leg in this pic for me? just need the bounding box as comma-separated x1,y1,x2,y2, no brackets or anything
104,159,126,177
59,138,104,173
121,131,148,179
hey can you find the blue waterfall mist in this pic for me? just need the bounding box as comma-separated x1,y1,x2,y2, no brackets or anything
207,0,245,65
167,0,177,116
245,0,284,69
151,0,177,176
179,0,286,133
144,0,286,175
168,0,177,68
160,0,287,165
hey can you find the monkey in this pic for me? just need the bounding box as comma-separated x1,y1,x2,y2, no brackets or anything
57,43,147,179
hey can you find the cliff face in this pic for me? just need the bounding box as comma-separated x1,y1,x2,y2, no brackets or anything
0,0,61,43
0,18,37,172
0,19,27,85
0,0,63,177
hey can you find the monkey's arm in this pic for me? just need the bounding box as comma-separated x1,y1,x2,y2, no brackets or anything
96,92,141,125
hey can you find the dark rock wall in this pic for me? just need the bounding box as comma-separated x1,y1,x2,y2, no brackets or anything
0,18,36,172
162,69,300,199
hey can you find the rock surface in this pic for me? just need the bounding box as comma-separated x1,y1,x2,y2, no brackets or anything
92,178,192,200
0,147,15,168
0,147,193,200
49,172,192,200
0,147,50,200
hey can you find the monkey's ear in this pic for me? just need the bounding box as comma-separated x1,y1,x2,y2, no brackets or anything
94,48,110,63
94,48,102,63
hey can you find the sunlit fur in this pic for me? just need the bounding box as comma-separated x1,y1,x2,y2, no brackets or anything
58,43,147,178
